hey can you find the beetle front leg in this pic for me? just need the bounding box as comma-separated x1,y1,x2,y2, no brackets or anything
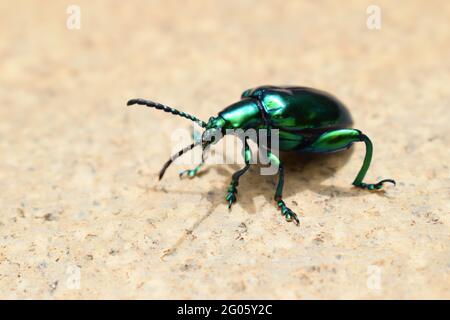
267,152,300,225
179,161,204,178
179,144,207,178
226,138,251,208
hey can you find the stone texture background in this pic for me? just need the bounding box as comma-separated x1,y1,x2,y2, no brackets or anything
0,0,449,299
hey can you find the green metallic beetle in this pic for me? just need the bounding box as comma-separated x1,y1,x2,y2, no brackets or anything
127,86,395,225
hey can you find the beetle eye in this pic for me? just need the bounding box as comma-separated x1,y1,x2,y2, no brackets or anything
202,129,211,142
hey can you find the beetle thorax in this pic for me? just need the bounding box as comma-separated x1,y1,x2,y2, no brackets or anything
217,98,262,129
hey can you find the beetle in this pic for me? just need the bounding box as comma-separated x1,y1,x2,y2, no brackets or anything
127,85,395,225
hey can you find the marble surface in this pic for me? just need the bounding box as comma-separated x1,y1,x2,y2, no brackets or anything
0,0,449,299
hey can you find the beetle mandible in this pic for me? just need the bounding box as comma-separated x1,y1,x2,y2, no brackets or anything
127,86,395,225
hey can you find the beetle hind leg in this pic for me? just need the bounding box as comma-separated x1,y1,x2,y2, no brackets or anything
306,129,395,190
352,133,396,190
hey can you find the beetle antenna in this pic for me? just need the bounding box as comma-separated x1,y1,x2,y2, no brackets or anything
127,98,207,127
158,141,202,180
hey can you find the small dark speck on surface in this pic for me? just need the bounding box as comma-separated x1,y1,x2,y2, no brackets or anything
313,233,325,245
206,191,216,202
49,280,58,293
411,205,431,217
17,208,25,218
160,187,168,193
235,222,248,241
109,249,119,256
44,213,57,221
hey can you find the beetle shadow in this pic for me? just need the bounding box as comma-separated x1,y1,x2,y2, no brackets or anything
151,147,391,258
211,148,391,216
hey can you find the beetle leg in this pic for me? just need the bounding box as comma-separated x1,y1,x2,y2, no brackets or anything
179,144,209,178
352,133,396,190
306,129,396,190
267,152,300,225
179,162,204,178
226,138,251,208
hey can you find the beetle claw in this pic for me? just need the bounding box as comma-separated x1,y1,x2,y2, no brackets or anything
179,169,197,179
355,179,396,190
226,184,238,209
277,200,300,226
226,192,237,209
283,209,300,226
376,179,396,188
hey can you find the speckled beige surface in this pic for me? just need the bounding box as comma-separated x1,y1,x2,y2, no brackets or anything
0,0,449,299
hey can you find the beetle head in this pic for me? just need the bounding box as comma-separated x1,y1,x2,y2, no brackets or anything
202,116,226,148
